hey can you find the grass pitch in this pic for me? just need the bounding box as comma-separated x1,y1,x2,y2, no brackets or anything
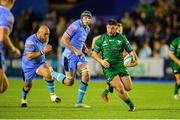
0,79,180,119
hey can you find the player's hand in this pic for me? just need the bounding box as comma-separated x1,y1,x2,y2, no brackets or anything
74,49,83,56
10,47,21,58
101,60,110,68
43,44,52,54
85,48,92,56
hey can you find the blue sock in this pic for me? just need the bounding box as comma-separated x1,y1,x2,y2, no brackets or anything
45,80,55,94
52,71,66,84
21,88,30,100
77,81,88,104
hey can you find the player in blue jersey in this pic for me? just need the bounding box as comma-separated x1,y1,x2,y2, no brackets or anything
21,25,61,107
0,0,21,93
51,10,92,108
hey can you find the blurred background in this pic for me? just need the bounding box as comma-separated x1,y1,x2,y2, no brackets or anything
6,0,180,81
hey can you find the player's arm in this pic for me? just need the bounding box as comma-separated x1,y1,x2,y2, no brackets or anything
26,44,52,60
91,38,110,68
91,35,101,49
168,51,180,65
61,24,82,56
83,43,92,56
0,28,20,57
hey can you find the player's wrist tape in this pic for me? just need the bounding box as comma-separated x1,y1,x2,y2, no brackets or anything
40,50,44,55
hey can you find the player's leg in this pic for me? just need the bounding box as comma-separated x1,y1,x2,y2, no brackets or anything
110,75,135,111
0,69,8,93
101,82,113,103
21,70,34,107
36,64,61,103
120,75,132,91
51,56,76,86
174,73,180,100
75,63,91,108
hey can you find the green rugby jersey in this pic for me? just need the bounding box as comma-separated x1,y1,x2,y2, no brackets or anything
169,37,180,69
93,33,133,64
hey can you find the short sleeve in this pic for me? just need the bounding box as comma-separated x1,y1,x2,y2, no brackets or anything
122,35,133,53
93,37,103,53
0,14,8,28
169,40,177,52
24,40,35,52
65,23,78,38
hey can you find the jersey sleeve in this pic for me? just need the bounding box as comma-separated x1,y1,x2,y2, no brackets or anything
93,37,103,53
122,35,133,53
65,23,78,38
0,14,9,29
169,39,177,53
24,39,36,52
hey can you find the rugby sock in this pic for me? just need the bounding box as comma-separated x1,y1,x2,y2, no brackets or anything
77,81,88,104
21,87,30,100
174,83,180,95
103,89,109,96
45,80,55,94
52,71,66,84
125,98,134,109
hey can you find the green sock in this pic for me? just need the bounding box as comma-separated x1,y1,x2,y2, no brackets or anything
174,83,180,95
103,89,109,96
125,98,134,108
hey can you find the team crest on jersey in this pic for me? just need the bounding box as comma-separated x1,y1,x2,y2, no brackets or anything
69,27,75,33
7,17,13,28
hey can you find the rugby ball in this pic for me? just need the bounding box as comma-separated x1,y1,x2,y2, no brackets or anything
124,54,133,66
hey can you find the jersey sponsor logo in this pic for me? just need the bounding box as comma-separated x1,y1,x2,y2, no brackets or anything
69,27,75,33
27,44,33,48
109,39,114,42
26,41,34,48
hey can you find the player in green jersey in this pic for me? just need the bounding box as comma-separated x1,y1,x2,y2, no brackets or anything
168,37,180,100
92,23,138,103
92,19,136,111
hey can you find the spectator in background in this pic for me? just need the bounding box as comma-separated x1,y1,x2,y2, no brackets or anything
0,0,21,93
139,39,152,59
168,37,180,100
160,40,169,59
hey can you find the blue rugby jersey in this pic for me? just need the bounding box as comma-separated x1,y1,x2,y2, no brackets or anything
22,34,47,70
0,5,14,53
62,19,90,58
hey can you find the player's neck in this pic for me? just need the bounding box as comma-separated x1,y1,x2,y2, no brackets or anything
35,34,43,43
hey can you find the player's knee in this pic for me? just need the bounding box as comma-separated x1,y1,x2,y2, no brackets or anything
24,84,32,90
43,70,53,80
125,87,132,91
64,79,74,86
81,72,90,83
116,87,125,94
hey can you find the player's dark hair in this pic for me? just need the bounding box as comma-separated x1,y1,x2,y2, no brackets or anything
107,19,118,26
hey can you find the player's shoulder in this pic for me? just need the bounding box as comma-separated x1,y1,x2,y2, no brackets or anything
26,34,36,43
173,37,180,42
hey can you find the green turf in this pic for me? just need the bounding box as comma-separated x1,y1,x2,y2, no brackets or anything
0,79,180,119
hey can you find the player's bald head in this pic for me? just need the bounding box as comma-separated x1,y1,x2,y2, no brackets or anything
38,25,50,34
0,0,16,9
37,25,50,42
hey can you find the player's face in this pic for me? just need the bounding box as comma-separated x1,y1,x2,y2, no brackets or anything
40,30,50,42
82,16,92,27
106,24,117,37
